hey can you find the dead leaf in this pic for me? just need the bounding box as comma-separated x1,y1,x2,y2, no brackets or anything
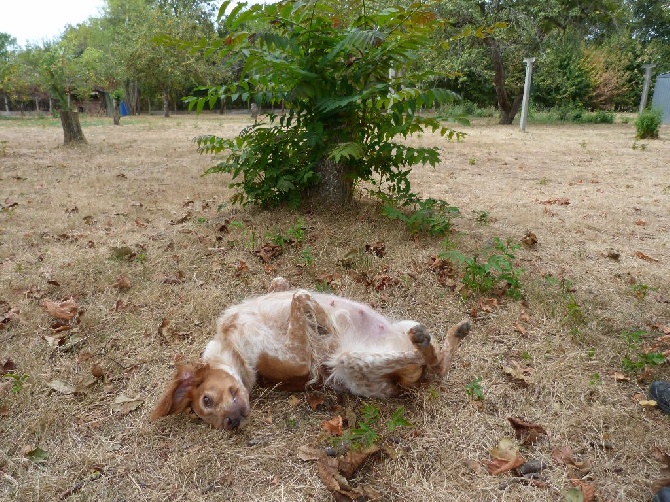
485,438,526,475
306,392,325,410
255,243,282,263
297,445,324,461
635,219,647,226
635,251,659,263
314,446,381,501
170,210,192,225
288,395,301,407
463,459,487,474
652,448,670,492
74,374,98,393
322,415,343,436
91,363,105,378
612,372,630,382
111,393,144,414
365,241,386,257
503,361,534,387
1,358,16,375
521,231,537,248
604,248,621,260
512,322,527,335
47,379,76,395
42,298,78,320
508,417,548,445
639,399,657,408
570,480,596,502
540,198,570,206
114,275,131,290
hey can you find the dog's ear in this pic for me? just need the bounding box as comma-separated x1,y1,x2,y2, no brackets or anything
151,363,205,419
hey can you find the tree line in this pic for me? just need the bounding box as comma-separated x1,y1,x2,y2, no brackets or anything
0,0,667,124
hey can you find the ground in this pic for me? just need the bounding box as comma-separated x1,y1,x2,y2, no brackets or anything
0,114,669,501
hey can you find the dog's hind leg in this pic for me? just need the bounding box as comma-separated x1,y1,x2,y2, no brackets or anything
437,320,470,376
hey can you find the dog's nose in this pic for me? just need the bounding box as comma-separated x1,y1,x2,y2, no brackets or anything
225,415,241,429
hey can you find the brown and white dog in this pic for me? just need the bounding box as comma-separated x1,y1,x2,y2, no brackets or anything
151,278,469,430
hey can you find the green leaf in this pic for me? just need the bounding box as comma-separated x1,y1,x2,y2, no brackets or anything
25,447,49,463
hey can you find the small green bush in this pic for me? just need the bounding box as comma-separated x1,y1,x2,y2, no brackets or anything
635,108,662,139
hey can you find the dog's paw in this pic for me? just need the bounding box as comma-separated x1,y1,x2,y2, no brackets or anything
409,324,431,347
269,277,291,292
453,320,470,339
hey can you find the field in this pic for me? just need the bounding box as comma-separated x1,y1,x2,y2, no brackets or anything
1,114,669,501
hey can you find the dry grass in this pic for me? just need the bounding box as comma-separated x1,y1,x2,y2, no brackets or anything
1,114,669,501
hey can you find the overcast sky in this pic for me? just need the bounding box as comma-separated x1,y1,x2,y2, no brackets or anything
0,0,106,47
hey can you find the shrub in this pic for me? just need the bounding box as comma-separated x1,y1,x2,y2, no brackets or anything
635,108,662,139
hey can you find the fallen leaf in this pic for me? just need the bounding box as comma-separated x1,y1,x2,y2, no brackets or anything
639,399,657,407
297,445,324,461
503,361,534,387
47,379,77,395
322,415,343,436
42,298,78,321
521,231,538,248
111,393,144,414
365,241,386,257
604,248,621,260
540,198,570,206
635,219,647,226
635,251,659,263
24,446,48,463
74,374,98,393
485,438,526,475
314,446,381,500
612,372,629,382
255,243,282,263
507,417,548,445
463,459,487,474
513,323,527,335
91,363,105,378
1,358,16,375
114,275,131,290
306,392,325,410
170,211,192,225
570,480,596,502
652,448,670,492
288,395,301,407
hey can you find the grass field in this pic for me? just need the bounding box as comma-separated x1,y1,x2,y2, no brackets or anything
1,114,669,501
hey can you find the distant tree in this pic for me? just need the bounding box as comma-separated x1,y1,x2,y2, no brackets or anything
0,33,17,112
190,0,463,207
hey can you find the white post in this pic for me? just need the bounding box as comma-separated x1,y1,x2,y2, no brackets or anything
520,57,536,132
639,64,656,113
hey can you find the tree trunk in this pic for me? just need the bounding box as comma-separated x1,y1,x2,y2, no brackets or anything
48,97,52,113
113,96,120,125
487,38,522,125
3,95,8,112
162,87,170,118
307,158,353,206
125,80,139,115
34,97,40,112
59,110,87,145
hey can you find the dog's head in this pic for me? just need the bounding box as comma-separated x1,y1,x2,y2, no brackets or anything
151,362,250,430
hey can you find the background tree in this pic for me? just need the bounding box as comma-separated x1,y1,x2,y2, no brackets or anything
191,0,464,207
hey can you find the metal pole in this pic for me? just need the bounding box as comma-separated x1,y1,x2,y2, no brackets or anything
520,58,536,132
639,64,656,113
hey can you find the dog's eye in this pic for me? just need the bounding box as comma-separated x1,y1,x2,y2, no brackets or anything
202,395,213,408
229,387,238,402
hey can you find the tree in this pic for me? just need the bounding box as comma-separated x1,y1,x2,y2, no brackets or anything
189,0,463,207
0,33,17,112
434,0,620,123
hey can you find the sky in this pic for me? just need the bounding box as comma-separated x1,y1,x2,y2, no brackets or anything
0,0,106,47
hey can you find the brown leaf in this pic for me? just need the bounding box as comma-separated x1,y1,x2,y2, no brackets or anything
635,251,659,263
322,415,343,436
1,358,16,375
111,393,144,414
305,392,325,410
314,446,381,501
512,322,527,335
288,395,301,407
570,480,596,502
47,379,77,395
114,275,131,290
503,361,534,387
297,445,324,462
508,417,548,445
551,446,575,465
540,198,570,205
255,243,282,263
365,241,386,257
170,211,192,225
42,298,78,321
485,438,526,475
521,230,538,248
337,446,380,478
91,363,105,378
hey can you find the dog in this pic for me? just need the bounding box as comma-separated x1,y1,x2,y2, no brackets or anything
151,277,469,430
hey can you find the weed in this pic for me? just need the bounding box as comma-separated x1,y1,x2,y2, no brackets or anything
332,404,412,450
441,238,523,299
468,158,476,165
538,177,549,185
635,108,662,139
589,372,601,385
521,351,532,361
579,140,587,149
0,140,8,156
631,142,647,151
299,247,315,266
465,377,484,400
314,280,335,293
379,193,459,236
266,219,306,248
622,352,666,373
586,348,596,359
621,329,646,348
4,372,29,393
474,210,490,225
631,283,658,300
195,217,208,224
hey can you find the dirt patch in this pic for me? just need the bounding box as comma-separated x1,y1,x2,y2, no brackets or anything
1,114,669,501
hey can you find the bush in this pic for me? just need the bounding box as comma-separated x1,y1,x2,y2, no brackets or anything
635,108,662,139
